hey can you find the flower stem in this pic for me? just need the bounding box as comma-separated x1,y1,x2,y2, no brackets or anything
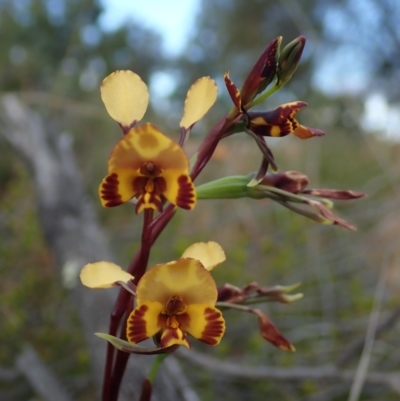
103,210,154,401
103,113,236,401
246,81,279,109
133,209,154,284
110,312,131,401
102,250,141,401
148,354,169,383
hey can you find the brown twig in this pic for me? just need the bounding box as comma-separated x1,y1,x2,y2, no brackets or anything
177,348,400,392
337,305,400,368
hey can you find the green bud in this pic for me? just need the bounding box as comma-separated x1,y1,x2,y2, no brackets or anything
196,175,252,200
196,171,309,201
277,36,306,87
196,173,357,230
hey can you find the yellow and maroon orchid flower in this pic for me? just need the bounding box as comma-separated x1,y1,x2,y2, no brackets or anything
80,242,226,350
99,123,196,213
99,70,218,212
127,242,226,349
247,101,325,139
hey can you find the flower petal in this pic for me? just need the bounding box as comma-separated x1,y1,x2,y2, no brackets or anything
100,70,149,129
137,259,218,306
248,101,307,137
160,327,191,349
80,262,134,288
126,301,163,344
95,333,178,354
179,77,218,129
162,170,196,210
99,170,138,207
240,37,280,106
181,242,225,271
224,71,241,111
180,305,225,345
252,308,295,351
301,188,365,200
108,124,190,173
293,124,325,139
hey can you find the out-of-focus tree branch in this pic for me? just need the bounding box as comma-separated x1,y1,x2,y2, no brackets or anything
0,94,113,391
337,304,400,368
177,348,400,394
15,345,74,401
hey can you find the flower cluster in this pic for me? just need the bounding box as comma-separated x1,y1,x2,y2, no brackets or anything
81,242,226,351
80,35,364,401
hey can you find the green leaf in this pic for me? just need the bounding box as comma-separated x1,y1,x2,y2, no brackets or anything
95,333,178,354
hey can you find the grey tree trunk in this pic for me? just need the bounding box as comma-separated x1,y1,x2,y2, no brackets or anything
0,95,195,401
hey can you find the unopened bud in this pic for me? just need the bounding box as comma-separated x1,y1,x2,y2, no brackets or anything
309,199,357,230
302,188,365,200
240,37,281,106
253,308,295,351
217,283,244,302
260,171,309,194
196,176,250,200
277,36,306,87
196,173,306,201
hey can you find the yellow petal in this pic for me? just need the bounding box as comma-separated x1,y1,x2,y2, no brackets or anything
137,259,218,306
100,70,149,128
181,242,225,271
126,301,163,343
180,304,225,345
179,76,218,129
99,169,138,207
80,262,134,288
162,170,196,210
107,124,189,173
160,327,191,349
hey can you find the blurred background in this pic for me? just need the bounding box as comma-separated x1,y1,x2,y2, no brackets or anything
1,0,400,400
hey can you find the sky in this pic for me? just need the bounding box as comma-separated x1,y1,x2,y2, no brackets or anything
98,0,400,141
99,0,201,101
100,0,200,56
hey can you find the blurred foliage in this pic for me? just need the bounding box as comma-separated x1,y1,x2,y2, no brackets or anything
0,0,161,94
1,0,400,400
0,162,92,400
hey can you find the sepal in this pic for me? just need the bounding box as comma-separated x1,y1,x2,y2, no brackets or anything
95,333,179,354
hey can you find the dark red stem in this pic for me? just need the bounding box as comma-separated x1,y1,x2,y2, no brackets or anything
103,112,239,401
110,306,132,401
102,210,153,401
101,250,140,401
